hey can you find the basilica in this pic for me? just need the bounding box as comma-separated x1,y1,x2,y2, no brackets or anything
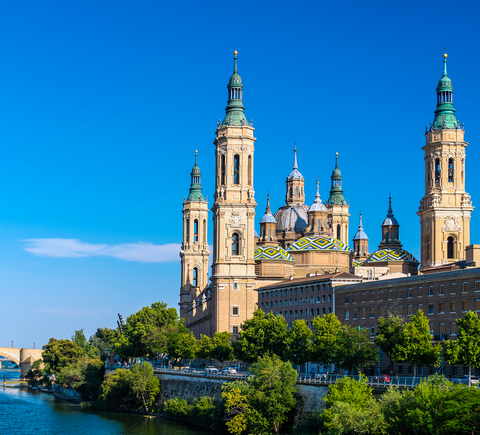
179,51,475,338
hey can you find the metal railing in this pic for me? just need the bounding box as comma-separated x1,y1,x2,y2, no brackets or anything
154,367,249,380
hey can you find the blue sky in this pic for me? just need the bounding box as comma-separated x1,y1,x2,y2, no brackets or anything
1,0,479,349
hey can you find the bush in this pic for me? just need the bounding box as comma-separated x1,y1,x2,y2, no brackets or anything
164,397,191,418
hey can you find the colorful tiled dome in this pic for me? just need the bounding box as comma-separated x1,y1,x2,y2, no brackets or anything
365,248,419,264
288,236,351,252
254,246,295,262
352,259,365,267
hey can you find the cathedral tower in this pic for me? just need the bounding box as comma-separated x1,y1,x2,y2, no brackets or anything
353,212,369,262
306,180,329,236
418,52,474,269
379,197,402,249
179,151,210,318
211,51,257,336
258,194,278,246
327,152,350,245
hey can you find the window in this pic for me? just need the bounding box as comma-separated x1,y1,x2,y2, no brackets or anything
361,308,366,319
316,308,320,315
463,282,468,293
398,306,403,316
322,308,326,315
279,300,283,307
306,297,309,304
295,288,298,294
260,302,264,309
233,154,240,184
186,218,190,243
440,285,444,295
398,289,402,299
295,298,298,306
328,294,332,302
353,310,357,319
353,294,357,303
361,293,365,302
428,304,434,315
193,267,198,286
408,305,413,316
316,296,320,303
370,327,375,337
447,237,454,259
221,155,226,185
388,290,393,300
275,301,278,307
370,308,375,318
462,300,468,312
450,301,456,313
322,295,326,303
370,292,374,301
476,299,480,311
345,295,349,304
345,311,349,320
476,281,480,292
451,323,457,335
248,155,252,185
290,299,293,306
439,302,445,313
428,286,433,296
418,287,423,297
232,233,239,255
380,307,384,317
232,307,239,316
408,288,413,298
295,310,298,317
435,158,441,183
193,219,199,242
418,303,423,313
305,309,309,316
440,323,446,339
328,307,332,314
300,298,304,305
398,366,403,374
232,326,239,334
300,310,303,317
451,366,457,376
448,158,454,182
451,283,456,294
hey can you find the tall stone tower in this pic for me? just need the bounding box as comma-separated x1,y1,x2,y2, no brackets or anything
327,152,350,245
418,52,474,269
352,212,369,262
179,152,210,319
211,51,257,336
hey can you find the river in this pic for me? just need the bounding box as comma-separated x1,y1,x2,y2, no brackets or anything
0,368,210,435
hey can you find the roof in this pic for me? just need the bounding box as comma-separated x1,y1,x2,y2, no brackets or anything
254,245,294,262
289,236,351,252
274,203,309,232
364,247,418,264
257,271,362,291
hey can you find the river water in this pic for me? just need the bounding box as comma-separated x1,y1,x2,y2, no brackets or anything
0,368,209,435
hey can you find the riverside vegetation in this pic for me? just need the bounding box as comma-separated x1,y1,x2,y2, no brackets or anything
26,301,480,434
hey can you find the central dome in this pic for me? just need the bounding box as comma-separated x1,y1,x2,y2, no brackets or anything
274,204,309,232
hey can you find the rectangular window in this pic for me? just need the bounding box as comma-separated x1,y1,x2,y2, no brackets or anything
232,307,239,316
476,281,480,292
370,327,375,337
440,285,445,295
451,283,456,294
305,309,309,316
428,286,433,296
428,304,434,315
380,307,384,317
439,302,445,313
462,300,468,312
361,308,366,319
328,294,332,302
370,308,375,318
475,299,480,311
290,299,293,306
322,295,326,303
388,290,393,300
417,287,422,297
300,298,303,305
353,310,357,319
451,367,457,376
398,289,402,299
328,307,332,314
232,326,239,334
300,310,303,317
370,292,374,302
418,303,423,313
322,308,326,315
361,293,365,302
451,301,456,313
408,305,413,316
279,290,283,296
353,294,357,303
316,308,320,315
398,306,403,316
463,282,468,293
275,301,278,307
440,323,445,335
316,296,320,303
451,323,457,335
295,288,298,294
408,288,413,298
398,366,403,374
345,295,349,304
295,310,298,317
305,297,309,304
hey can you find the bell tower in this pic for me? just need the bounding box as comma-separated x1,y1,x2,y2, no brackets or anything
179,151,210,319
418,52,474,269
211,51,257,335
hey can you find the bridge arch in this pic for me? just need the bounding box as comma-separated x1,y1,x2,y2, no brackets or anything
0,347,21,366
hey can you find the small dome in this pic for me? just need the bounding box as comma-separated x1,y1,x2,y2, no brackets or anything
254,245,294,262
289,236,351,252
310,202,328,212
353,229,368,240
287,168,303,180
274,204,309,232
382,216,399,226
365,248,418,264
260,214,277,224
254,229,259,238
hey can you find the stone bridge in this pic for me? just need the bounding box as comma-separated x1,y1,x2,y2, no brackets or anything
0,347,43,377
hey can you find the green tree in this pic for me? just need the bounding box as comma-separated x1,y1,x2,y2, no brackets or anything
25,359,46,387
168,331,197,361
42,338,84,374
210,332,235,362
89,327,118,361
233,310,288,363
311,313,342,374
285,319,313,366
99,368,132,410
337,326,377,372
375,315,404,374
196,334,213,361
129,362,160,412
444,311,480,382
394,310,442,377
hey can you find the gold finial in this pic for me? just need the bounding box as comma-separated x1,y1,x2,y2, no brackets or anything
195,149,198,154
234,50,238,55
443,47,448,58
335,151,338,156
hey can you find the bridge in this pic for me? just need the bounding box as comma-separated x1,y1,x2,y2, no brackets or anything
0,347,43,377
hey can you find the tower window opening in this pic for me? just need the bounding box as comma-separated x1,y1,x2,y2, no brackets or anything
248,155,252,185
193,219,199,241
186,219,190,243
435,159,441,184
447,236,454,259
267,229,271,241
203,220,207,243
289,187,293,197
361,245,365,256
317,218,321,229
295,186,299,196
193,267,198,286
232,233,240,255
448,158,454,182
336,224,341,240
233,155,240,185
427,161,431,186
221,155,226,185
385,231,389,244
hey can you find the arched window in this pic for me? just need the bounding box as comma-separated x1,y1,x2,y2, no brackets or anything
221,155,226,185
203,220,207,243
435,158,441,184
295,186,299,195
447,237,454,259
361,245,365,256
186,219,190,243
232,233,239,255
317,218,321,229
248,155,252,185
448,158,454,182
194,219,198,242
233,155,240,185
289,187,293,197
385,231,389,244
193,267,198,286
267,229,271,241
336,225,341,240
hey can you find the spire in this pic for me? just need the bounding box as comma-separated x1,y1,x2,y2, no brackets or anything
353,211,368,240
222,50,247,126
314,179,321,203
382,196,398,226
432,50,458,130
310,179,327,211
260,193,276,224
186,150,204,201
287,146,303,180
293,146,298,170
327,152,346,205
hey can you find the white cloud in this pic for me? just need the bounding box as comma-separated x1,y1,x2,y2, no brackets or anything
22,238,180,263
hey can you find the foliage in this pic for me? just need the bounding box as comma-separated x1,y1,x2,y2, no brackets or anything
311,313,343,374
285,319,313,365
89,327,118,361
25,359,47,387
336,326,377,371
196,334,213,360
393,310,442,377
375,315,404,374
292,412,325,435
233,310,288,364
164,396,224,430
210,332,235,362
164,397,191,417
324,374,374,408
42,338,84,375
167,331,197,361
99,362,159,412
56,356,104,402
445,311,480,379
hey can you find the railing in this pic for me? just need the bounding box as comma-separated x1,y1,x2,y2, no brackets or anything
154,367,249,381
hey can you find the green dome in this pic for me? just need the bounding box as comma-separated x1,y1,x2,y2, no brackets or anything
432,53,458,131
222,51,247,126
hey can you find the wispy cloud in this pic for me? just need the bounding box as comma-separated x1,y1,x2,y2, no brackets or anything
22,238,180,263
